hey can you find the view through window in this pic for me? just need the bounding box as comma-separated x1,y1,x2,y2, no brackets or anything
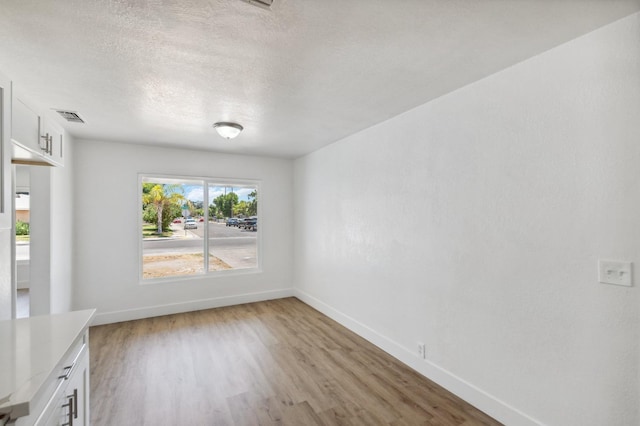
141,176,259,280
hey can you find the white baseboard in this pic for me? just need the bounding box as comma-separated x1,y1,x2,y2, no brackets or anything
293,289,543,426
92,288,294,326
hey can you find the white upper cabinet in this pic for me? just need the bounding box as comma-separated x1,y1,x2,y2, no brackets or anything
11,90,65,167
12,95,43,155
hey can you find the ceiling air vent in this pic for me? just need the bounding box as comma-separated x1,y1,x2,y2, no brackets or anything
241,0,273,9
55,110,85,123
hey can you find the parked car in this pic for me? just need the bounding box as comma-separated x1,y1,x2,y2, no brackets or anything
184,218,197,229
226,218,239,227
198,217,204,222
172,218,182,223
243,216,257,231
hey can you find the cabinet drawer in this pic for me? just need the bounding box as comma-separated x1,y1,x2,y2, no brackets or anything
56,334,87,384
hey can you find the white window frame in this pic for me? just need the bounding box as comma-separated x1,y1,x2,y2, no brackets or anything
138,174,262,284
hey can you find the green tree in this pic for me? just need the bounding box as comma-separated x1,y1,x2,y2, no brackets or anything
214,192,239,218
234,200,249,217
247,190,258,216
142,204,157,224
142,183,184,233
208,203,217,219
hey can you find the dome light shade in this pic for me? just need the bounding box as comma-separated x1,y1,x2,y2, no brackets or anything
213,122,243,139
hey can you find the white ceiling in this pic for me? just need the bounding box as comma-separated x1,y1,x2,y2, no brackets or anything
1,1,638,159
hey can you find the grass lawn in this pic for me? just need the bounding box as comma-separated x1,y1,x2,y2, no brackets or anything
142,223,173,238
16,235,30,242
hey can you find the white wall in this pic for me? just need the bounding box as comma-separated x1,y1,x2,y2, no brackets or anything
73,140,293,324
50,134,75,313
294,13,640,426
29,166,51,316
0,229,11,319
29,135,76,315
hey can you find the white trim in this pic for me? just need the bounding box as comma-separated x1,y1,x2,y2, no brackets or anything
139,265,263,286
92,288,293,325
293,289,545,426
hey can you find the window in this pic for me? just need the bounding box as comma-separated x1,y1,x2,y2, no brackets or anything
140,175,259,281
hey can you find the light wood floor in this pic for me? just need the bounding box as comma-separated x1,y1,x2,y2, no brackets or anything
90,298,501,425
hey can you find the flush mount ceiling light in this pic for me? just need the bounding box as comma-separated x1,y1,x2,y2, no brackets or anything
213,122,243,139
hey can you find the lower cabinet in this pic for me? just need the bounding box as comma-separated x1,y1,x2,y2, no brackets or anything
39,346,89,426
14,332,90,426
65,349,89,426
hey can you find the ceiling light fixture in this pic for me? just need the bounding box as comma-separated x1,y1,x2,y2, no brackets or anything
213,122,243,139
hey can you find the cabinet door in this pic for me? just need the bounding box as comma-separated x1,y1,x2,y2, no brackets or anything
0,71,10,229
64,347,89,426
43,117,65,167
12,95,44,155
28,346,89,426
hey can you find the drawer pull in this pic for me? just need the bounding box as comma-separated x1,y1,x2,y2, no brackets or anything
58,363,74,380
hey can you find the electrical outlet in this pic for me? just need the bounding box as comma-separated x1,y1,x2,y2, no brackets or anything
417,342,426,359
598,260,633,287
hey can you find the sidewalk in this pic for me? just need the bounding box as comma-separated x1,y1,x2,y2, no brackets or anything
169,223,200,239
143,223,199,241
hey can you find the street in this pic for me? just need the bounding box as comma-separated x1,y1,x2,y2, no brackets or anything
143,221,257,270
142,236,256,254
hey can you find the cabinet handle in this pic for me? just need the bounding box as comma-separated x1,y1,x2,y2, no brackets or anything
39,133,53,155
58,365,72,379
58,363,75,380
69,388,78,419
62,395,74,426
39,133,48,151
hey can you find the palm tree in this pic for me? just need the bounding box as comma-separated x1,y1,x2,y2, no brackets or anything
142,183,184,234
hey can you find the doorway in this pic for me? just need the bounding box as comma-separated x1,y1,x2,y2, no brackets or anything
14,164,53,318
14,164,30,317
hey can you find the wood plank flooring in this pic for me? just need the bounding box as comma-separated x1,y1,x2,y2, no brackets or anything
90,298,502,425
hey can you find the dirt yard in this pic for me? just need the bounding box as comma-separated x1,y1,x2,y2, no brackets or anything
143,253,232,279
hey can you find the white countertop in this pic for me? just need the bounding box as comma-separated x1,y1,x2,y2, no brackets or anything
0,309,95,419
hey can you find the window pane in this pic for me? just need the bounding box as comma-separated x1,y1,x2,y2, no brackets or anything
208,184,258,271
142,178,204,279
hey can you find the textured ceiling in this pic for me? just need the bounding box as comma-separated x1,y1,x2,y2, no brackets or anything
0,0,639,159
